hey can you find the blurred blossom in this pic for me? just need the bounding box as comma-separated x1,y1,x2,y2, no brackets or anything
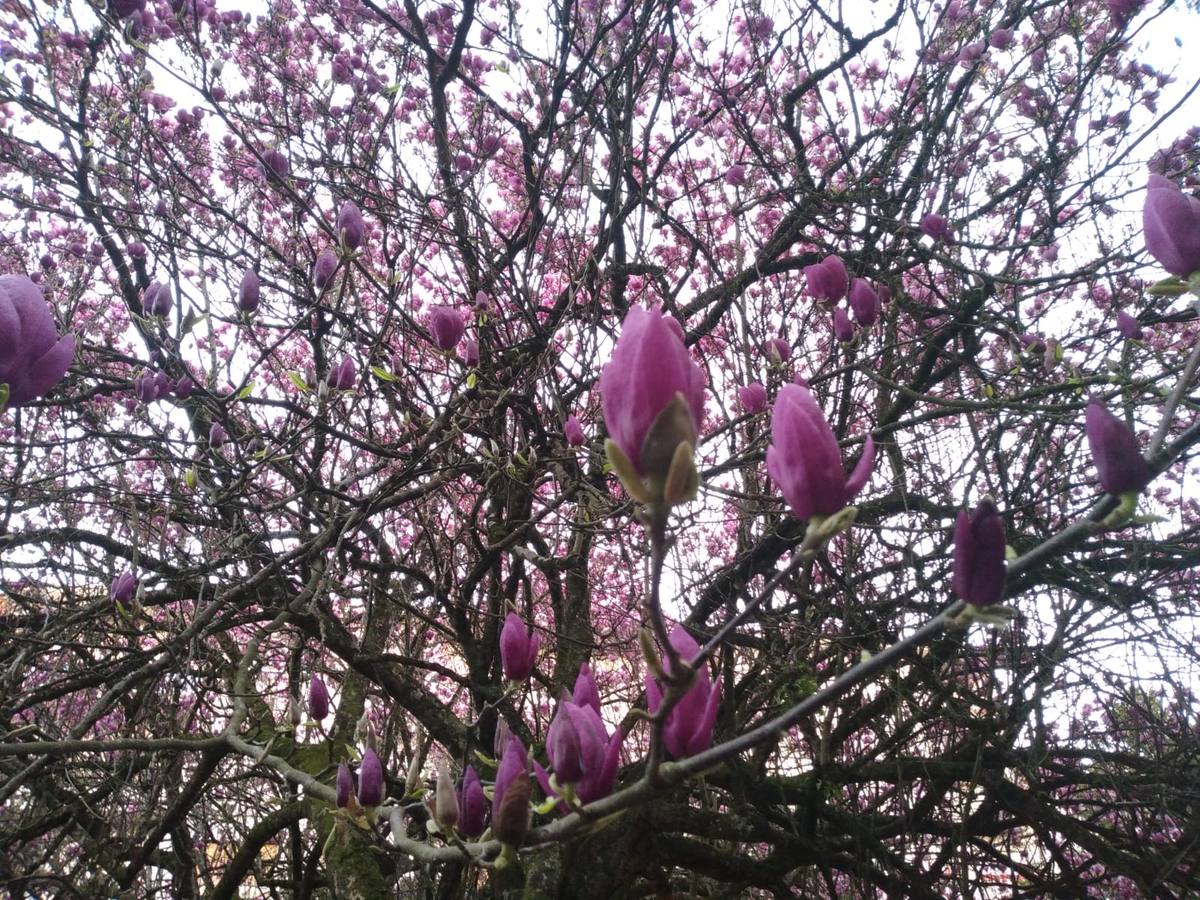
564,415,586,447
1086,400,1151,495
804,255,848,303
920,213,953,243
737,382,767,414
0,274,76,408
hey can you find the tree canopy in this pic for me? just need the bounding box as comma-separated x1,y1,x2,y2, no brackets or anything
2,0,1200,896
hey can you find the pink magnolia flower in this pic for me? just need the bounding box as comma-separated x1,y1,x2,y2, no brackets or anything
238,268,260,313
564,414,586,447
462,338,479,366
1086,400,1151,495
428,306,466,352
312,251,338,293
142,281,172,317
537,700,624,804
110,571,138,604
832,307,855,342
766,383,876,520
336,763,354,808
1,277,79,408
357,748,384,807
1142,174,1200,278
572,662,601,713
308,675,330,720
953,500,1007,607
849,279,881,326
920,213,954,243
499,612,539,681
492,737,531,845
804,255,848,303
1116,311,1142,340
737,382,767,414
645,626,721,759
457,766,486,837
598,305,705,478
764,337,791,363
337,200,365,251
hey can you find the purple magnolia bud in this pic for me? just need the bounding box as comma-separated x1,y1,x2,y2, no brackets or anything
645,626,721,759
849,280,881,326
337,200,365,251
1086,400,1152,495
0,278,80,408
766,383,876,521
428,306,466,352
564,414,586,447
174,375,195,398
724,164,746,186
327,357,357,391
572,662,601,714
952,500,1007,607
492,738,530,846
478,134,502,157
308,675,330,720
832,307,855,343
312,250,338,293
493,717,513,761
1019,333,1047,354
1116,311,1143,340
109,0,146,20
989,28,1015,50
764,337,791,364
134,371,159,404
142,282,172,317
462,338,480,367
238,268,260,313
110,570,137,604
737,381,767,414
499,612,539,681
546,701,608,785
1142,174,1200,278
152,371,170,399
920,213,953,243
457,766,486,837
127,242,148,260
208,421,228,448
336,763,354,808
259,148,289,182
434,766,459,831
357,747,384,807
804,255,849,303
957,40,986,66
598,305,706,478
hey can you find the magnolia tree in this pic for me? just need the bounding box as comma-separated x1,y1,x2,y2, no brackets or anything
2,0,1200,895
